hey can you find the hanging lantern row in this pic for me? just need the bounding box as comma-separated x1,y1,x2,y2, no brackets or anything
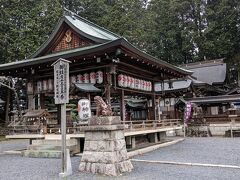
118,74,152,92
27,70,104,94
70,70,103,85
27,79,54,94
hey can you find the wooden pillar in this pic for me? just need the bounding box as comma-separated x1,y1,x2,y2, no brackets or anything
27,94,35,110
120,89,125,122
57,104,61,125
104,70,111,104
5,89,11,124
40,93,45,109
87,93,91,102
152,93,156,120
131,136,136,149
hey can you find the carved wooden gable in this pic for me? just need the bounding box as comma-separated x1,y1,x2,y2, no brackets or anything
52,29,93,53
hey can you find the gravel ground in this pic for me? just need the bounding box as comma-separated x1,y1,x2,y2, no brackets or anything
134,137,240,166
0,139,29,153
0,137,240,180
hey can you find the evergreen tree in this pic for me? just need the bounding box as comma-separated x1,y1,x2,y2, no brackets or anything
204,0,240,60
0,0,62,63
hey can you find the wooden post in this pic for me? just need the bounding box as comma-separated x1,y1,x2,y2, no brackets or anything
27,94,35,110
120,89,125,123
52,58,72,177
40,93,45,109
5,89,10,124
106,73,111,104
87,93,91,101
57,105,61,125
152,93,156,120
61,103,67,173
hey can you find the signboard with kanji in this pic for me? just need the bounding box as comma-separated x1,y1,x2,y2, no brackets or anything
184,102,192,123
52,58,70,104
78,99,91,120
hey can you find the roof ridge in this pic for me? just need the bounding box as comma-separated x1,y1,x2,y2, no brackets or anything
63,8,121,39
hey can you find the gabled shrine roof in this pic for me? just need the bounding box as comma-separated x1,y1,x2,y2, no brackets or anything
179,59,226,85
31,12,121,58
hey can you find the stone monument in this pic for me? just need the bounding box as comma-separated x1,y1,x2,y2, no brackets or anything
79,96,133,176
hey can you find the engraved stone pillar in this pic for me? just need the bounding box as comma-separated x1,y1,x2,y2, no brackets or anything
79,116,133,176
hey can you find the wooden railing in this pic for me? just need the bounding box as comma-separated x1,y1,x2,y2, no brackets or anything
9,119,182,134
122,119,181,131
45,119,182,134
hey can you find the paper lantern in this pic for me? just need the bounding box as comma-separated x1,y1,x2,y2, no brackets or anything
37,81,42,93
96,70,103,84
127,76,131,88
139,80,143,90
70,75,76,84
123,75,128,87
90,72,96,84
130,77,135,89
78,99,91,120
48,79,54,91
118,74,124,87
146,81,152,91
135,79,140,89
43,80,48,91
83,73,89,83
77,74,83,83
149,82,152,91
27,82,33,94
144,81,148,91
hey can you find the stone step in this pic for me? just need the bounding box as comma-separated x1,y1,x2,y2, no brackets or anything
22,150,61,158
28,144,77,152
28,144,60,151
32,139,77,146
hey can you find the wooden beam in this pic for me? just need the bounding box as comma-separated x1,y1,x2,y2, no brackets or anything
119,61,157,76
116,87,154,96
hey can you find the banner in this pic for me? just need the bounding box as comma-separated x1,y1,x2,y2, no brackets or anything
184,102,192,123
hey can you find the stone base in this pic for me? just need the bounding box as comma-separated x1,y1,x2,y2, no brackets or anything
88,116,121,126
79,160,133,176
79,119,133,176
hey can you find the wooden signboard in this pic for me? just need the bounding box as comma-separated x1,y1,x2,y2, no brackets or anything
52,58,70,104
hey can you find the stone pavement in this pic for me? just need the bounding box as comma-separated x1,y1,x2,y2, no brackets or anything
1,137,240,179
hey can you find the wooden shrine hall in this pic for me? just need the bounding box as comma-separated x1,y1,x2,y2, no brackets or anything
0,11,191,130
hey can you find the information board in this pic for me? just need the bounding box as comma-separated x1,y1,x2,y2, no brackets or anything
53,58,70,104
